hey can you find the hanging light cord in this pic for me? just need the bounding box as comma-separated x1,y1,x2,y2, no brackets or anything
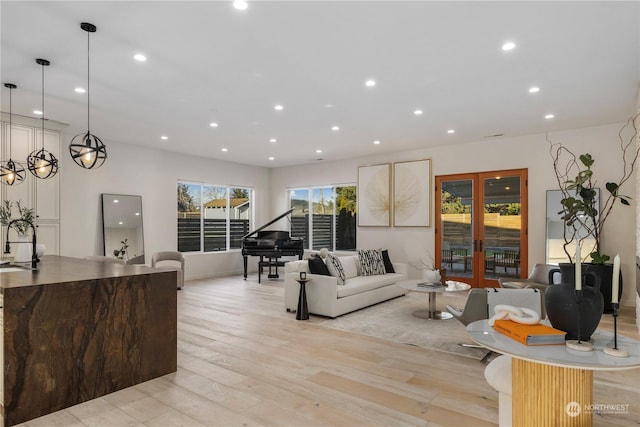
87,27,91,133
41,60,45,150
8,86,13,157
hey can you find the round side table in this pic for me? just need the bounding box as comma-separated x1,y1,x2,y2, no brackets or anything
296,278,311,320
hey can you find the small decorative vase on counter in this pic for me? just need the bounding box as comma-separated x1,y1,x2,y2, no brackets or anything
545,264,604,341
14,234,32,263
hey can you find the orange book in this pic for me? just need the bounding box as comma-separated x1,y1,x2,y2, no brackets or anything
493,319,566,345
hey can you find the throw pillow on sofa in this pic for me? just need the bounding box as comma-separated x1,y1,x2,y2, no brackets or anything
326,253,346,285
308,256,330,275
357,249,386,276
381,249,395,273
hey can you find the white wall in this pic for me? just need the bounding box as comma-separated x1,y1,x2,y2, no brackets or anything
271,122,638,307
59,136,270,280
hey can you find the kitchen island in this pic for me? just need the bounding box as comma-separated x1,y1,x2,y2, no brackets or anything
0,256,177,426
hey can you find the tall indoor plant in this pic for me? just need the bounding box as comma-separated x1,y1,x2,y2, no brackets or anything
549,114,639,264
548,114,639,314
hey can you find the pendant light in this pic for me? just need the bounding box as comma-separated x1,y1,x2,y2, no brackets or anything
69,22,107,169
0,83,26,185
27,58,59,179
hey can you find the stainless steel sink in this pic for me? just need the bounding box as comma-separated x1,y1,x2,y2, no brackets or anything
0,264,30,273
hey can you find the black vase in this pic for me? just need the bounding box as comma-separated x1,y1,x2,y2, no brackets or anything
545,264,604,341
584,263,622,313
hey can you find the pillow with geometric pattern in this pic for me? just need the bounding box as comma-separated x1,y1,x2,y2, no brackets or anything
357,249,386,276
326,253,346,285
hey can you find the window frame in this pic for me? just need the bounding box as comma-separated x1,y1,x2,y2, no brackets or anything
177,180,253,253
288,183,356,252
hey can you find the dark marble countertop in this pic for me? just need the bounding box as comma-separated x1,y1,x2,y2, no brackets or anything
0,255,162,290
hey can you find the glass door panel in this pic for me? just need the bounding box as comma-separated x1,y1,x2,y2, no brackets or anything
438,178,474,280
482,174,522,281
436,169,527,287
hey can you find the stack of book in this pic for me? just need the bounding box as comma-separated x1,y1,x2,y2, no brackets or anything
416,282,443,288
493,319,566,345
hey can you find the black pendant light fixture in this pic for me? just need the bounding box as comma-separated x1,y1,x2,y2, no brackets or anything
27,58,59,179
69,22,107,169
0,83,26,185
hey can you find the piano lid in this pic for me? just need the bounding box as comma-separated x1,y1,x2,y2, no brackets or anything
243,208,294,239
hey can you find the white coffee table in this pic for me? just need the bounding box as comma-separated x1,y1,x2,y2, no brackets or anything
397,279,470,320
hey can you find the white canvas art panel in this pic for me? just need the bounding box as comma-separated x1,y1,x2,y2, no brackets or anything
393,159,431,227
358,163,391,227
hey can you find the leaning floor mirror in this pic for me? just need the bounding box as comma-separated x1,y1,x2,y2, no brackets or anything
101,194,145,264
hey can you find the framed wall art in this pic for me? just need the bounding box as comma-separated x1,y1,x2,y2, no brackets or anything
393,159,431,227
357,163,391,227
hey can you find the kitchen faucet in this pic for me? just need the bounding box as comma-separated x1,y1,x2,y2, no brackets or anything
4,219,39,269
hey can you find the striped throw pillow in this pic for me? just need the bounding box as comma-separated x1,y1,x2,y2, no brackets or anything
326,253,346,285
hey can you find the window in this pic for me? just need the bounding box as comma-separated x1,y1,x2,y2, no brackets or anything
177,182,252,253
288,185,356,251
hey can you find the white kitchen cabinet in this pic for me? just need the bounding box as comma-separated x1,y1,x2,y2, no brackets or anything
0,119,61,256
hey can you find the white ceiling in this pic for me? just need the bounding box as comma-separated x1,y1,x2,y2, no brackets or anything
1,1,639,168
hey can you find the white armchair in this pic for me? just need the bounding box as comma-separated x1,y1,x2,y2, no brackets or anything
151,251,185,290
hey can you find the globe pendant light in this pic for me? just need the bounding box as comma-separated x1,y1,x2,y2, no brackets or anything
27,58,59,179
69,22,107,169
0,83,26,185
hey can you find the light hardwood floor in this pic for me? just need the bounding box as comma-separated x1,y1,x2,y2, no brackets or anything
19,276,640,427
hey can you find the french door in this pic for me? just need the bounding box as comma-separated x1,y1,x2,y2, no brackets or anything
435,169,528,287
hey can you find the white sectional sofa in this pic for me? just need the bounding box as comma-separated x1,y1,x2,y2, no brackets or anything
284,254,407,318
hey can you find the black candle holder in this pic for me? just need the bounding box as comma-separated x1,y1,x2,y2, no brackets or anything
603,302,630,357
566,284,594,352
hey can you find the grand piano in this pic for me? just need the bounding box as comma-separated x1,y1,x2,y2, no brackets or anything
242,208,304,283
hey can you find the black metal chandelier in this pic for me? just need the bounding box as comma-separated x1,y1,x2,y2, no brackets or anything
0,83,26,185
27,58,59,179
69,22,107,169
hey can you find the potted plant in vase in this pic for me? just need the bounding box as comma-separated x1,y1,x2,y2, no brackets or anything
0,200,36,262
113,238,129,262
409,248,447,285
545,114,639,338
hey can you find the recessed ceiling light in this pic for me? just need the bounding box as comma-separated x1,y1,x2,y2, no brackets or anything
414,110,423,116
75,87,86,93
502,42,516,51
118,221,123,225
545,114,555,119
373,140,381,145
221,148,228,152
365,79,376,87
331,126,339,131
209,122,218,127
134,54,147,62
268,156,275,161
33,110,43,115
233,1,248,10
447,129,455,134
274,104,283,111
113,199,119,203
505,186,511,190
326,104,334,108
269,138,277,143
135,212,140,216
160,136,168,140
316,149,322,154
529,86,540,93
